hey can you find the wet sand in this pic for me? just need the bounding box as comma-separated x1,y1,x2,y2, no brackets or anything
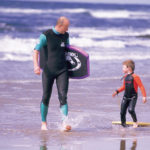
0,76,150,150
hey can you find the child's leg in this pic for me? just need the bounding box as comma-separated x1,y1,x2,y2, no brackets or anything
120,97,129,126
128,96,137,123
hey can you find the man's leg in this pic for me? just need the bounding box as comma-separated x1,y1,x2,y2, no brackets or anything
56,71,69,117
56,71,71,130
120,97,129,127
41,70,54,130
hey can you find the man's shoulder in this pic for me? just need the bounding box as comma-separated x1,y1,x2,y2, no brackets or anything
43,29,53,36
63,32,69,39
65,31,69,36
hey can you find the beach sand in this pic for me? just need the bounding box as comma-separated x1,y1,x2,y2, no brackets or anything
0,76,150,150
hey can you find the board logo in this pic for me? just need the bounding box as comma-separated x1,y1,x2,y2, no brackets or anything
66,52,81,71
61,42,65,47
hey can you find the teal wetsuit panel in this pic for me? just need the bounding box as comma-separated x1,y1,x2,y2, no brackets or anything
35,34,47,51
60,104,68,116
40,102,48,122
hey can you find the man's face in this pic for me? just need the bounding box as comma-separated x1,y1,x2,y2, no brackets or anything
60,21,70,34
122,65,129,74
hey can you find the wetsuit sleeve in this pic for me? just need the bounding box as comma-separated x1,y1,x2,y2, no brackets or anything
117,79,125,93
134,75,146,97
34,34,47,51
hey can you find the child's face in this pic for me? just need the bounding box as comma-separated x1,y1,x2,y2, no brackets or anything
122,65,129,74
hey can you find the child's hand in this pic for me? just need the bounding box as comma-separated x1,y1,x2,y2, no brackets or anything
142,97,147,103
112,91,117,97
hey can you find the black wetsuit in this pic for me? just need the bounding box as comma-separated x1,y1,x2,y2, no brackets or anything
117,72,146,127
119,73,138,126
42,29,69,107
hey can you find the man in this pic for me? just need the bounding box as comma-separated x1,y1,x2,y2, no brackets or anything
33,16,71,131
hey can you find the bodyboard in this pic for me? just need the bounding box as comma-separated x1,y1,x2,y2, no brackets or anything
39,45,90,79
112,121,150,127
65,45,90,79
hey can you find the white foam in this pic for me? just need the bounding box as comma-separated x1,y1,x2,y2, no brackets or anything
0,36,36,54
0,29,150,61
68,112,90,128
0,7,87,14
128,39,150,47
1,53,32,61
90,10,150,19
90,53,150,61
0,36,36,61
71,37,125,48
1,7,150,20
69,27,150,39
91,10,130,19
0,7,43,14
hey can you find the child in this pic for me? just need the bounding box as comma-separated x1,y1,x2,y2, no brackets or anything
112,60,147,128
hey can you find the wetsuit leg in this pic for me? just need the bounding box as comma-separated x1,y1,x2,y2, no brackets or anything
40,102,48,122
128,96,137,122
120,97,129,125
56,71,69,119
41,70,54,122
56,71,69,106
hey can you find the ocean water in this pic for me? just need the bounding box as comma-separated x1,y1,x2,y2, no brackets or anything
0,0,150,149
0,0,150,80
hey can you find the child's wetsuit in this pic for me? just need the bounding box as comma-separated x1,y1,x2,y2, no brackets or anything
116,73,146,126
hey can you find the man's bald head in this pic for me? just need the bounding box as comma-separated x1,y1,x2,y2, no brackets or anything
55,16,70,34
56,16,69,26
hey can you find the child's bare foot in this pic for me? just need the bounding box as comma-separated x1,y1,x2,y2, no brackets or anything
41,122,48,130
133,122,138,128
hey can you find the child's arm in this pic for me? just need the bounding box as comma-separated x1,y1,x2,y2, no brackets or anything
134,75,147,103
112,80,125,97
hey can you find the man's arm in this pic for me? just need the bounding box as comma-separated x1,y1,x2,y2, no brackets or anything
33,50,41,75
33,34,47,75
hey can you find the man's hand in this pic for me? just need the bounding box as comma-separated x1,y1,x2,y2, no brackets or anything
34,66,41,75
112,91,117,97
142,97,147,103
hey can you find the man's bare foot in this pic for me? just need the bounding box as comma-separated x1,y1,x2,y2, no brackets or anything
133,122,138,128
41,122,48,130
62,122,71,132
